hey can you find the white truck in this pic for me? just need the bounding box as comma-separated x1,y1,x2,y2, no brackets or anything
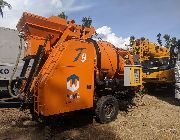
0,62,23,91
0,27,24,91
175,54,180,100
0,27,24,107
174,41,180,101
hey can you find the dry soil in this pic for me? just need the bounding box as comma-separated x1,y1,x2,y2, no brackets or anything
0,90,180,140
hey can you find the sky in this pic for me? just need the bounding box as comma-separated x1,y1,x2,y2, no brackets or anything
0,0,180,48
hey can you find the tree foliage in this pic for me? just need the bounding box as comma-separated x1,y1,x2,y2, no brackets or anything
177,39,180,47
58,11,68,19
157,33,179,49
157,33,162,46
140,37,146,41
129,36,135,46
171,37,177,46
163,34,170,48
156,33,180,67
0,0,12,17
82,16,92,27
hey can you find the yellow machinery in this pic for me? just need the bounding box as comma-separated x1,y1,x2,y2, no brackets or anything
132,39,175,90
4,12,142,138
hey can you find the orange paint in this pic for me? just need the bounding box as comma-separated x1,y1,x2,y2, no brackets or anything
17,12,139,116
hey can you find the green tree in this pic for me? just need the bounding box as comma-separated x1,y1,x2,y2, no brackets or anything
170,37,177,46
177,39,180,60
82,16,92,27
169,37,178,67
58,11,68,19
140,37,145,41
157,33,162,46
163,34,170,48
129,36,135,46
0,0,11,17
177,39,180,47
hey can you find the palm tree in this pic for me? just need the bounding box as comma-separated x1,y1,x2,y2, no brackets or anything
169,37,177,67
171,37,177,46
163,34,170,48
58,11,68,19
82,16,92,27
0,0,11,18
177,39,180,47
140,37,145,41
157,33,162,46
129,36,135,47
177,39,180,61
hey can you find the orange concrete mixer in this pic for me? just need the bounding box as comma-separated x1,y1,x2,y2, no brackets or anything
12,12,142,137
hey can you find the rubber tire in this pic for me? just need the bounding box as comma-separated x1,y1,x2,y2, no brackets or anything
95,95,119,124
145,85,155,93
44,126,52,140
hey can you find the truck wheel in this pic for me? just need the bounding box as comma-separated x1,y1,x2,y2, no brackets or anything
95,95,119,123
44,125,52,140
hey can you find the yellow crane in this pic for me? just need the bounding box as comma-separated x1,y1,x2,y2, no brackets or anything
132,39,175,90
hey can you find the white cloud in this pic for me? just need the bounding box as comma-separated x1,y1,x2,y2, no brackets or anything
0,0,92,29
51,0,62,6
96,26,130,50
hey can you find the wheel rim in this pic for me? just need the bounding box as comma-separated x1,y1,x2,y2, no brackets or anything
104,103,115,118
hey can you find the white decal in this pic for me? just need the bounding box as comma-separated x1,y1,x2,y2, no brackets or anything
67,81,80,92
67,93,80,99
81,53,86,62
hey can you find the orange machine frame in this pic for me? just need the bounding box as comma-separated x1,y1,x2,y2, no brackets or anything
17,12,140,116
17,12,96,116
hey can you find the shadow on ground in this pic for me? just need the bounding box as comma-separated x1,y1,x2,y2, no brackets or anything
0,110,120,140
147,87,180,106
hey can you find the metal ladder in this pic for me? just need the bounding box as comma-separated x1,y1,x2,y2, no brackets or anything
34,44,65,114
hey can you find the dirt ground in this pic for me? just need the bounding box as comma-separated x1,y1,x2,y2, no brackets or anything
0,90,180,140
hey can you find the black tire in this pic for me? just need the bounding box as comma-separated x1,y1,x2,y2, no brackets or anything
145,84,156,93
174,98,180,106
44,126,52,140
95,95,119,124
30,105,36,121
